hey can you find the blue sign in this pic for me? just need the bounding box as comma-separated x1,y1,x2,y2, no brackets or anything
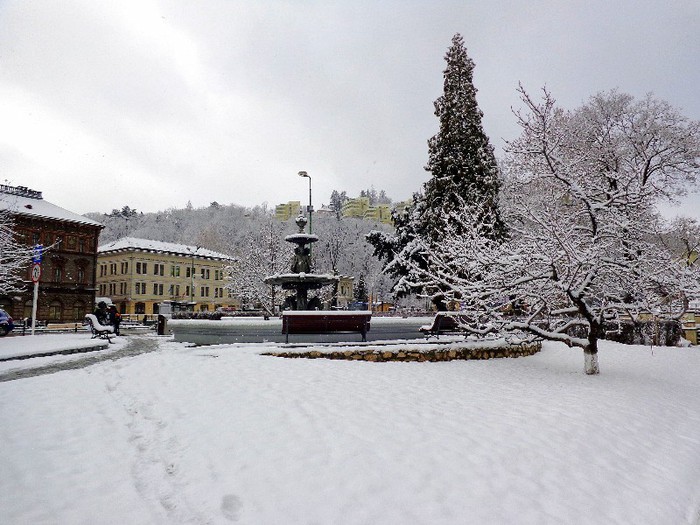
32,244,43,264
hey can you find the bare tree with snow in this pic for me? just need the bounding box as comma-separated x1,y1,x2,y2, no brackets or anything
0,207,34,295
223,220,292,315
399,87,700,374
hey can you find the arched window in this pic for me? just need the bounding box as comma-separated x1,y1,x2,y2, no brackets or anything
135,302,145,314
73,301,86,321
24,300,33,320
49,300,62,321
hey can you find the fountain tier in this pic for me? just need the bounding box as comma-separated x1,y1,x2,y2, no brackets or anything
264,215,338,310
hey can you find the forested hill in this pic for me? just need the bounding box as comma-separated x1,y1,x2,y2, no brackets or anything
84,202,395,284
85,202,270,255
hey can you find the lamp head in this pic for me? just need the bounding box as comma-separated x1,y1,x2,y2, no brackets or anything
298,171,309,178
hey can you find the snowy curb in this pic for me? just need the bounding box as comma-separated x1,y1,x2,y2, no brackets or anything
0,342,110,362
263,340,542,362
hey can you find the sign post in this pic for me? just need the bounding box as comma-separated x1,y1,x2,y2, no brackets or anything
31,262,41,336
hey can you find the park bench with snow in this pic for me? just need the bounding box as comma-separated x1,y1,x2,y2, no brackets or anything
281,311,372,343
419,312,469,338
84,314,115,343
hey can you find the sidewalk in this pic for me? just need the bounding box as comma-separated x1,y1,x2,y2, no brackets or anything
0,333,114,361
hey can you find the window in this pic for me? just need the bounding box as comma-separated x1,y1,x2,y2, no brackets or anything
78,238,85,253
73,301,86,320
53,267,62,283
175,285,180,296
121,262,128,274
77,267,85,283
136,262,148,274
110,263,117,275
153,283,163,295
200,268,210,280
32,232,40,244
154,263,164,276
185,286,190,298
186,266,192,278
135,302,145,314
49,300,62,320
200,286,209,297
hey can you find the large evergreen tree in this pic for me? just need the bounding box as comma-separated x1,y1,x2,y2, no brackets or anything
367,33,505,308
420,33,505,242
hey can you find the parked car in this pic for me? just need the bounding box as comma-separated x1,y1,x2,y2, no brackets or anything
0,309,14,336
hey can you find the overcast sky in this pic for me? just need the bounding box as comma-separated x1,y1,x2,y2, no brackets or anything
1,0,698,219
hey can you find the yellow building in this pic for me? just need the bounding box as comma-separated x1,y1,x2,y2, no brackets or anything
341,197,370,219
97,237,237,315
341,198,395,225
363,204,392,224
275,201,301,221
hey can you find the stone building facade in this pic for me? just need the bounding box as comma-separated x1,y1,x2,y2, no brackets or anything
0,184,103,323
97,237,237,315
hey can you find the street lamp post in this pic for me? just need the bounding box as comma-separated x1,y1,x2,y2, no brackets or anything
188,246,200,311
298,171,313,234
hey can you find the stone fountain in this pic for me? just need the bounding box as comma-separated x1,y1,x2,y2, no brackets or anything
264,215,338,310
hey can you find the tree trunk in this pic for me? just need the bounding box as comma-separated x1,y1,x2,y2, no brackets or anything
583,343,600,375
583,319,601,375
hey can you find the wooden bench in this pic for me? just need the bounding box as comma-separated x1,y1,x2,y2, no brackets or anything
282,311,372,343
419,312,468,338
84,314,115,343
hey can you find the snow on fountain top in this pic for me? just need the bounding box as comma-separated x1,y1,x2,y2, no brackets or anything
285,214,318,244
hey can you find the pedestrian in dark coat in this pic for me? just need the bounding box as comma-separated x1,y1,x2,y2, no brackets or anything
93,301,108,326
108,305,121,336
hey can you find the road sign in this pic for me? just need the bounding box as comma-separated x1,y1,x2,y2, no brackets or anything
31,263,42,283
32,244,43,264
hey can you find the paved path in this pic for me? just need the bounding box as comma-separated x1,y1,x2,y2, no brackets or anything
0,335,161,383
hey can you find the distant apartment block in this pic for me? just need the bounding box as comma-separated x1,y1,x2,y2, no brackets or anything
275,201,301,221
341,197,393,225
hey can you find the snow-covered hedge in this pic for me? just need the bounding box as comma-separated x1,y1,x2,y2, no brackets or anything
567,320,683,347
171,311,223,320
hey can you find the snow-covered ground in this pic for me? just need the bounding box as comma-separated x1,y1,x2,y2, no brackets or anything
1,335,699,524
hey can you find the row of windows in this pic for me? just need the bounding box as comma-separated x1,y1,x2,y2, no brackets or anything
17,231,92,253
99,282,229,299
99,261,225,280
10,299,87,321
33,263,87,284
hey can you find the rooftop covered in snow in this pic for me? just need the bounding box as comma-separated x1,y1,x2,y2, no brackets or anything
0,184,103,228
98,237,231,260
